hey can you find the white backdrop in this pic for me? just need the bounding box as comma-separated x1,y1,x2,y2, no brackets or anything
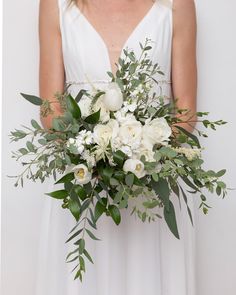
1,0,236,294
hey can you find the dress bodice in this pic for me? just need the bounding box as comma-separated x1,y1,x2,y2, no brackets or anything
57,0,173,98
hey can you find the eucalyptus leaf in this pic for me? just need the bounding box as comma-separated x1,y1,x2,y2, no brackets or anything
164,201,180,239
108,205,121,225
45,189,68,199
150,178,170,210
20,93,43,105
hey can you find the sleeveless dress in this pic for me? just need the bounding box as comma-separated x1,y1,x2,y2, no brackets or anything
35,1,196,294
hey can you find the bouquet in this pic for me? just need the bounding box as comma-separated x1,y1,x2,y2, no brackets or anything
10,39,228,281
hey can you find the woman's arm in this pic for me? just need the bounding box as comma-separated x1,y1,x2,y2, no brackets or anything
39,0,65,129
171,0,197,132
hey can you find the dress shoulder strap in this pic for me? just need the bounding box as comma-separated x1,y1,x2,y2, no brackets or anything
158,0,173,10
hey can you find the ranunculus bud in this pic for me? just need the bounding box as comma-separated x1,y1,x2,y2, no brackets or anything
103,82,123,111
123,159,146,179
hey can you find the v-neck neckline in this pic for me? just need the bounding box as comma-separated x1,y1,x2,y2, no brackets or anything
72,1,158,75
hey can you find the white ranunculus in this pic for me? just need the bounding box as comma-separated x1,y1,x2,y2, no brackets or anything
123,159,146,179
78,97,92,117
142,117,172,145
134,141,155,162
93,119,119,147
118,118,142,149
102,82,123,111
93,96,110,123
72,164,92,185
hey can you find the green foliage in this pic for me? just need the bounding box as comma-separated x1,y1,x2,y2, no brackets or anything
9,38,229,282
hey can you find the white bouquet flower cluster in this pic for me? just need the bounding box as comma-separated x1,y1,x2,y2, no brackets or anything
10,39,228,281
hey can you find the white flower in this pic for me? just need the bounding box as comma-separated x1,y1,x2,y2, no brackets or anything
93,119,119,147
78,97,92,117
102,82,123,111
71,164,92,185
81,150,96,168
134,141,155,162
93,96,110,122
174,147,201,161
123,100,137,113
76,130,94,145
114,110,136,124
118,117,142,149
119,145,133,157
142,117,172,146
66,138,84,154
123,159,146,179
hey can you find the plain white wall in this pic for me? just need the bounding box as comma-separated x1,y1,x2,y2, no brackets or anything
1,0,236,294
195,0,236,294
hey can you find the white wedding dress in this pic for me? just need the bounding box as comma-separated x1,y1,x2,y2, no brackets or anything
35,0,196,294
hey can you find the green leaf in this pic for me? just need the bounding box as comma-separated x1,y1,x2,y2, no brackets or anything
26,141,35,152
68,199,81,221
110,178,119,186
85,229,100,240
152,173,159,182
75,89,87,103
65,94,81,119
179,186,194,226
113,150,126,167
52,117,65,131
55,172,74,184
102,166,114,184
66,228,83,243
216,169,226,178
108,205,121,225
181,176,199,192
19,148,28,155
79,238,85,254
75,185,87,201
20,93,43,105
84,109,100,124
125,173,134,187
175,126,201,148
31,119,41,129
150,178,170,210
94,200,106,221
164,201,180,239
143,199,160,209
84,248,94,264
45,189,68,199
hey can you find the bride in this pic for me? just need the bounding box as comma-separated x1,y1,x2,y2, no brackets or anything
36,0,197,294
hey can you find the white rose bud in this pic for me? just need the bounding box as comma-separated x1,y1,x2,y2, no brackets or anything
72,164,92,185
78,97,92,117
123,159,146,179
142,117,172,145
103,82,123,111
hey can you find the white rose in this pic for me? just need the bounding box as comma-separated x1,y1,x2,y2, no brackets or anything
72,164,92,185
102,82,123,111
93,119,119,147
118,118,142,149
123,159,146,179
78,97,92,117
93,96,110,123
142,117,172,145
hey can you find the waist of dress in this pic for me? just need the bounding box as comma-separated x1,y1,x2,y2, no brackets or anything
65,79,172,86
